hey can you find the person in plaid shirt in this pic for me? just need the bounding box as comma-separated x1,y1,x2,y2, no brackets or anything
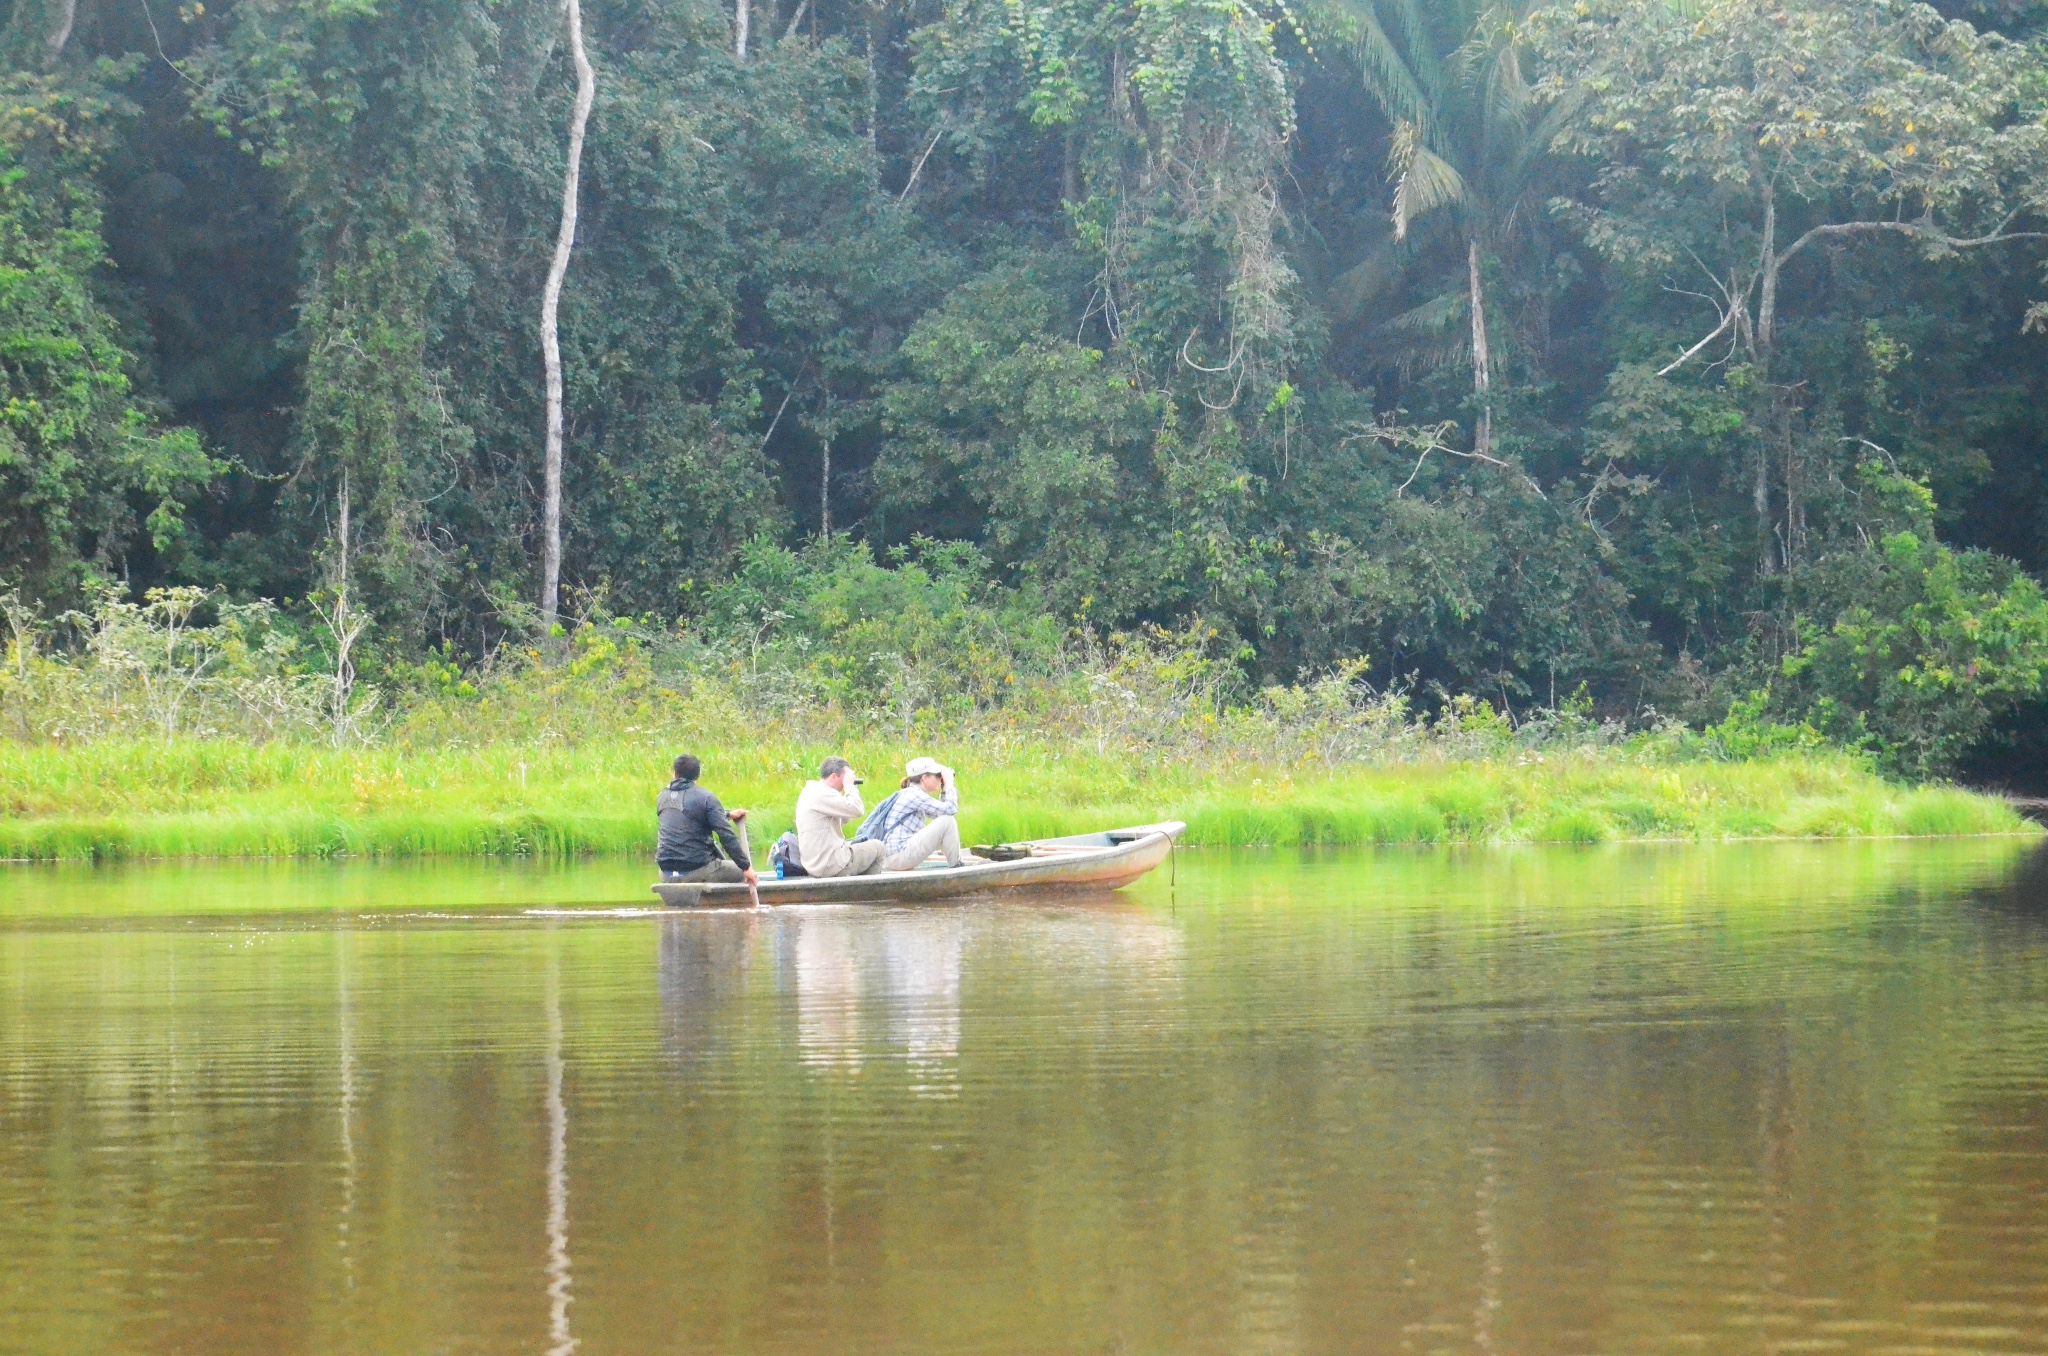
867,756,966,870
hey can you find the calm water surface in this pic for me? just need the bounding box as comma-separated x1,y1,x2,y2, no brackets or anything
4,840,2048,1355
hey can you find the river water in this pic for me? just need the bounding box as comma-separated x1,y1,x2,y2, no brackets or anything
3,840,2047,1355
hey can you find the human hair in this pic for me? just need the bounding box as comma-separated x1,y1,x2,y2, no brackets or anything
820,756,851,779
673,754,701,782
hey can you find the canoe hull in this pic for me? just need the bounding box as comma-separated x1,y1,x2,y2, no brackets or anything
650,821,1184,908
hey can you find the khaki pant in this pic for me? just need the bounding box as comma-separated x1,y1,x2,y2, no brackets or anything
810,838,888,878
885,815,963,871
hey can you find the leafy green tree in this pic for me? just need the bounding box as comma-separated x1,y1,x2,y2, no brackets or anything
188,0,932,638
879,259,1207,619
556,33,939,611
1536,0,2048,576
0,0,81,69
700,532,1063,713
911,0,1300,394
882,0,1306,630
0,71,215,603
1779,469,2048,777
1322,0,1579,462
10,0,2048,779
190,0,506,635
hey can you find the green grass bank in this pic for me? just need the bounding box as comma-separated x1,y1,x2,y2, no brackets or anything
0,738,2030,862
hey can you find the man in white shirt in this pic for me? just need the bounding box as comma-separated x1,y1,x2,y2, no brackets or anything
795,756,888,877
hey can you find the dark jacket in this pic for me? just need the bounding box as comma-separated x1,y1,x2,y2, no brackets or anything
655,779,750,871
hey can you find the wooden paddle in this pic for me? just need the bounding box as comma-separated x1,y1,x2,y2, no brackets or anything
735,814,763,909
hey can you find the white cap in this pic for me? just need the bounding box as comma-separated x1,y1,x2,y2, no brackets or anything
905,756,946,778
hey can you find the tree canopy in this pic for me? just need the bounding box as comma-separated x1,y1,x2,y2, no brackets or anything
6,0,2048,775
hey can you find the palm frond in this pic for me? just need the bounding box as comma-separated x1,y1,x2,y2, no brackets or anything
1392,336,1474,380
1366,287,1472,380
1475,43,1530,180
1387,0,1451,111
1444,7,1498,90
1380,287,1467,335
1442,5,1532,179
1324,238,1414,323
1486,42,1531,125
1388,126,1467,239
1503,80,1589,197
1326,0,1438,137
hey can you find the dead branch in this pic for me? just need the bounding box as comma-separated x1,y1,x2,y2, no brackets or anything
897,124,946,204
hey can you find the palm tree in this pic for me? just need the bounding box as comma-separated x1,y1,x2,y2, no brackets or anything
1325,0,1575,462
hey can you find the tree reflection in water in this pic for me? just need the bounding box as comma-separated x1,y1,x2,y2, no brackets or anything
545,942,576,1356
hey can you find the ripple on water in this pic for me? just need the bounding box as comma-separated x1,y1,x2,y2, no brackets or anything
1,840,2047,1355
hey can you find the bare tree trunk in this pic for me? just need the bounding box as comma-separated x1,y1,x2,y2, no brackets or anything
314,470,372,747
540,0,596,632
1752,452,1773,571
864,5,880,166
734,0,749,61
1467,237,1493,460
45,0,76,64
820,438,832,539
1754,191,1779,576
1785,422,1800,570
331,472,358,740
337,468,350,596
1755,192,1779,363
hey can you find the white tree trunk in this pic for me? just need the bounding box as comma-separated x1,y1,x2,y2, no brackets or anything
735,0,749,61
820,438,832,539
540,0,595,632
1755,191,1779,365
864,7,879,162
45,0,77,64
337,467,350,596
1754,191,1778,574
1467,237,1493,460
323,471,368,746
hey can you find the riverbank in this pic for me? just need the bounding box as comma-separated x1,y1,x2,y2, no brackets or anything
0,738,2029,861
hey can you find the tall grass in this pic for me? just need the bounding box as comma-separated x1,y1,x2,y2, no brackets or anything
0,602,2031,861
0,736,2028,861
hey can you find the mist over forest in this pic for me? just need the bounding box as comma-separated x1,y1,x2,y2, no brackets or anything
6,0,2048,780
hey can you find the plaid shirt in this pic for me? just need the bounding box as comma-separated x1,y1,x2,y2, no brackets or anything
870,784,958,858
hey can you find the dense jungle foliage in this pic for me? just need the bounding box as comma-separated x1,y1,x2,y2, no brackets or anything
6,0,2048,780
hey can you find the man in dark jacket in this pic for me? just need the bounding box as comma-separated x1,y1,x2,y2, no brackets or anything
656,754,758,886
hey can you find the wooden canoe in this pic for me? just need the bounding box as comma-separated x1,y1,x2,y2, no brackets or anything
649,821,1186,908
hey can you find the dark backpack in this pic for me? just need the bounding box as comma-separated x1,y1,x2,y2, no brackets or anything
768,831,808,877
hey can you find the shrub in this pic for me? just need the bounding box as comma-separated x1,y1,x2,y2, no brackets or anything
1774,478,2048,779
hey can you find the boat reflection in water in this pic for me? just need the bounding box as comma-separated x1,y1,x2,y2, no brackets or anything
655,897,1183,1097
656,909,758,1069
788,910,969,1094
882,913,964,1099
15,843,2045,1355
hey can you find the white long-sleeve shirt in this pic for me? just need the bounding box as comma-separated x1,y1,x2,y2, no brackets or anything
795,779,865,877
